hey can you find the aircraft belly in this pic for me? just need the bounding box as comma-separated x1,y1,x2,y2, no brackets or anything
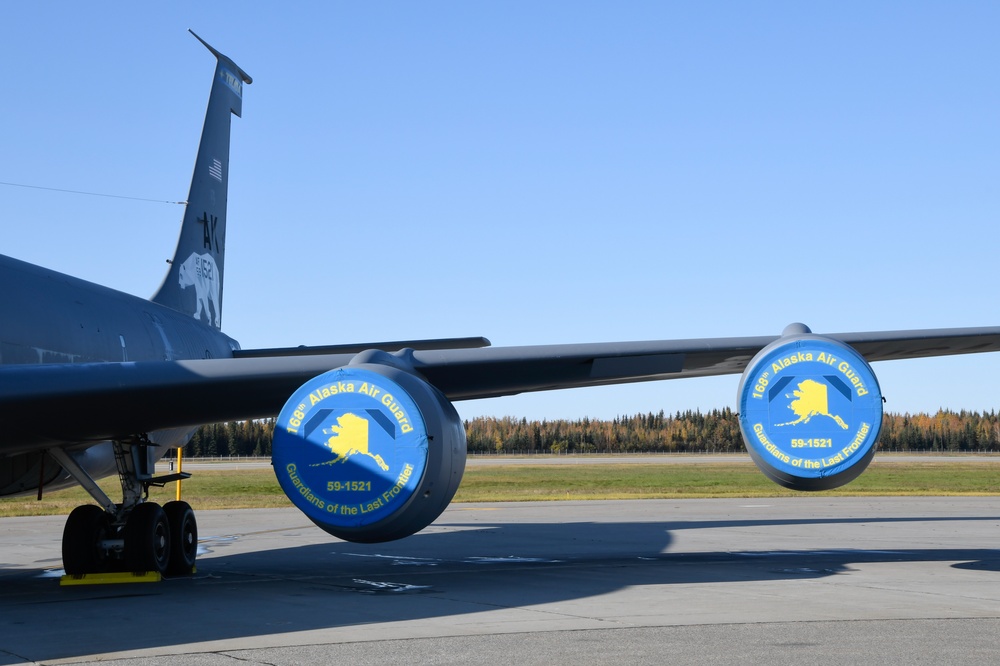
0,426,197,498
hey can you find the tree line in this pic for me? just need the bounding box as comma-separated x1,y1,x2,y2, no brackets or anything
183,409,1000,457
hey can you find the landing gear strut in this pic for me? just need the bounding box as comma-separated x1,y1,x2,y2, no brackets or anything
49,438,196,576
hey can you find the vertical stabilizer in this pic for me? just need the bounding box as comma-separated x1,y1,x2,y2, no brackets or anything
152,31,252,329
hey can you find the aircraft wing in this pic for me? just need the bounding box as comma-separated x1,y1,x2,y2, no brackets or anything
3,326,1000,451
412,326,1000,399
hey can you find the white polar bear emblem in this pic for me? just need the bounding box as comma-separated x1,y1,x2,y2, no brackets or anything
178,252,221,326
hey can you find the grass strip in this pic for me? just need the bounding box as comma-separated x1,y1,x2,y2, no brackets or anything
2,460,999,518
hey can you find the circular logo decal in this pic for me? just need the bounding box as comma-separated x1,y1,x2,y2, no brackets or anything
272,367,428,527
738,337,882,479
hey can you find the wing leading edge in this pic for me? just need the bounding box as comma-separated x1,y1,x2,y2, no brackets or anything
3,325,1000,452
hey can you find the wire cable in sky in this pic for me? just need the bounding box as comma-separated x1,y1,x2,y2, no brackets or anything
0,180,185,205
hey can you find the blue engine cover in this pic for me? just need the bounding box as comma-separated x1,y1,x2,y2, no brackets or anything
272,364,466,542
737,334,883,491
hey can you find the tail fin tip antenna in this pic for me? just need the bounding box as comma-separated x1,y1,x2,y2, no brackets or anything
188,29,253,85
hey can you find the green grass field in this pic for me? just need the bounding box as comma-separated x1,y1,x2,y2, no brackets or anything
3,458,999,518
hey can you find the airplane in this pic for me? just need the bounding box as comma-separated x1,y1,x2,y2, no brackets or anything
3,31,1000,577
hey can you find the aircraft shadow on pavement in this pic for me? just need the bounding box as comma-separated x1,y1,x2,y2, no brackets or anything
2,514,999,664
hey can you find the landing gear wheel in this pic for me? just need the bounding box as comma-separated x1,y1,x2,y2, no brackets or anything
163,500,198,576
62,505,114,575
124,502,171,574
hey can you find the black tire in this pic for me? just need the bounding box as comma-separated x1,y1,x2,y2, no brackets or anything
163,500,198,576
62,505,113,575
123,502,171,574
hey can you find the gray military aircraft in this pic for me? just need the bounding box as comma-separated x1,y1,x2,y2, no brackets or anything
4,32,1000,577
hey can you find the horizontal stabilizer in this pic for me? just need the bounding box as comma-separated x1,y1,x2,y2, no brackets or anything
233,336,492,358
189,30,253,86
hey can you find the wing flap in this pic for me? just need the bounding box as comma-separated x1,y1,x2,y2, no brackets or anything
839,328,1000,361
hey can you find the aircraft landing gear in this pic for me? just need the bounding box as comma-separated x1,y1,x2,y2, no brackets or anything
163,499,198,575
62,505,115,574
49,439,196,577
123,502,171,574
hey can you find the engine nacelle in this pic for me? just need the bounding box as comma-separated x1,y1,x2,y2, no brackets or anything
272,363,466,542
737,329,883,491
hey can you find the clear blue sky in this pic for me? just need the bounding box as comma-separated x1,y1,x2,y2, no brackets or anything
2,3,998,420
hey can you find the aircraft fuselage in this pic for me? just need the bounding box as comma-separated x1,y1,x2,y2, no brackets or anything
0,254,240,491
0,254,238,368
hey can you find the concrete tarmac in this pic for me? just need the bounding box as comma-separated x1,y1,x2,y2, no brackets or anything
2,497,1000,665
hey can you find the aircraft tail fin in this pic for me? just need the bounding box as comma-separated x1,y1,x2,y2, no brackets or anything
151,30,252,329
